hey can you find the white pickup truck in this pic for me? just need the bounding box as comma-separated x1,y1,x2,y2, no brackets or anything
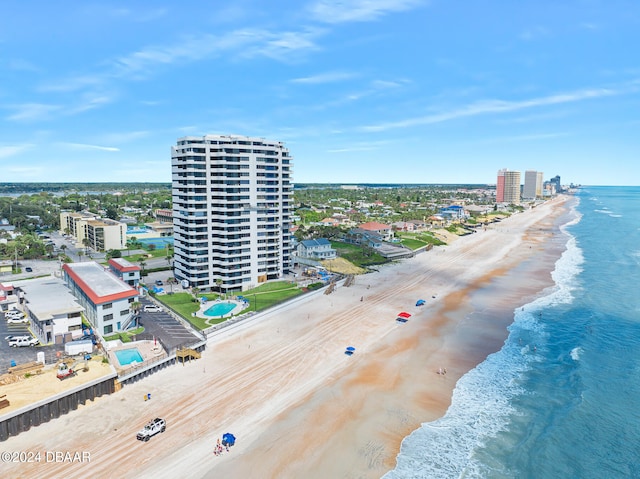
9,336,39,347
136,418,166,441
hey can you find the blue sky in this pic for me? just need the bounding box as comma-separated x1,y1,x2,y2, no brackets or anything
1,0,639,186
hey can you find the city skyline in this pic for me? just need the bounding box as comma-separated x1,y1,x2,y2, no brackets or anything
1,1,639,186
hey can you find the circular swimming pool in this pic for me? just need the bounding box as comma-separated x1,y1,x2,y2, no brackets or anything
204,301,236,317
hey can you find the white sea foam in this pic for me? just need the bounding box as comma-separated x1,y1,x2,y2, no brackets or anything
570,347,582,361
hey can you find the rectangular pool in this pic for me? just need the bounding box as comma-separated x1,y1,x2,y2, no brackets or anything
115,348,144,366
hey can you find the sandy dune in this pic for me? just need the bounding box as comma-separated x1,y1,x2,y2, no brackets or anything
1,196,573,479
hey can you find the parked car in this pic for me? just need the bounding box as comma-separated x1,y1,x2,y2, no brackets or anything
143,304,162,313
7,316,29,324
5,335,30,342
155,280,163,286
9,336,39,347
25,267,33,272
5,309,25,318
136,418,166,441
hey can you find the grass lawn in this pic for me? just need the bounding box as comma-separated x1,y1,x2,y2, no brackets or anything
330,241,388,267
154,281,305,330
104,326,145,343
398,237,429,250
397,231,446,247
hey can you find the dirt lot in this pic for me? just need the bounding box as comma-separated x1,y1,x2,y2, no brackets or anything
320,257,366,275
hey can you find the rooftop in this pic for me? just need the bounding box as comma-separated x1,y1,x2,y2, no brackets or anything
12,277,84,320
63,262,138,305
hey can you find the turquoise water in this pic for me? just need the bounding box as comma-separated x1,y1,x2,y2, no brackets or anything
385,187,640,479
136,237,174,248
115,348,144,366
126,226,149,234
204,302,236,317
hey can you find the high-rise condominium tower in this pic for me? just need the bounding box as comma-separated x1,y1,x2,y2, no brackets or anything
496,169,521,204
171,135,293,292
523,170,545,200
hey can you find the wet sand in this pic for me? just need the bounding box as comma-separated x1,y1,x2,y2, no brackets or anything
0,195,574,479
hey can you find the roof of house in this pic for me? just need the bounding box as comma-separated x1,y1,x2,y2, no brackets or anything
63,262,138,305
359,221,391,231
300,238,332,247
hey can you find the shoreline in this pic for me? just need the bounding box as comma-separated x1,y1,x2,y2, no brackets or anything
1,195,575,479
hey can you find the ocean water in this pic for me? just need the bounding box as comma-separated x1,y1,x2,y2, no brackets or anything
384,186,640,479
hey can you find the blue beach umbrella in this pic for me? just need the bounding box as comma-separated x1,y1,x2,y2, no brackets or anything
346,346,356,351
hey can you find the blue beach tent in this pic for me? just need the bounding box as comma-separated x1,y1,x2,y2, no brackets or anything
416,299,425,306
222,433,236,447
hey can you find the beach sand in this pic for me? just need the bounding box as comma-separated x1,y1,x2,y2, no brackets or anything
1,196,574,479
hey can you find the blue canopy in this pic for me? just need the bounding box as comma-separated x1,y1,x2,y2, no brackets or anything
416,299,426,306
222,432,236,446
346,346,356,351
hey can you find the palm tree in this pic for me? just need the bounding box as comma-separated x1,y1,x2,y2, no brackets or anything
82,237,90,255
166,277,177,293
215,278,223,298
191,287,200,301
138,260,147,277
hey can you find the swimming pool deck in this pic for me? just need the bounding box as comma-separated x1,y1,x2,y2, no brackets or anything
107,340,167,374
193,299,250,325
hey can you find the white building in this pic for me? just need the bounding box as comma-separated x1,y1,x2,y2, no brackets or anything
14,277,85,344
171,134,293,292
62,262,139,335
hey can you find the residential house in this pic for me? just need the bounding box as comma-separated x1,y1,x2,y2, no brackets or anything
359,221,393,241
297,238,337,260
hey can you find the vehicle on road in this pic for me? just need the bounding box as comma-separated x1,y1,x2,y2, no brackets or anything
25,267,33,272
9,336,39,347
6,316,29,324
143,305,163,313
136,418,166,441
5,310,25,319
155,280,163,286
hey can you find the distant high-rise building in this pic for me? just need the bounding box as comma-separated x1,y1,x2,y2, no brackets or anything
504,170,521,204
523,170,545,200
550,175,562,192
536,171,544,197
496,169,521,204
171,134,293,292
496,169,506,203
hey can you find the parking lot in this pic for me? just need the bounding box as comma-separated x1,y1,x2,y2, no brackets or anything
1,312,64,374
134,297,202,351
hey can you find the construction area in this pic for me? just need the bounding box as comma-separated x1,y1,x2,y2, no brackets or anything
0,354,114,415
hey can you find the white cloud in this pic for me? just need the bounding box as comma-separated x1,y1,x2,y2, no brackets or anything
57,142,120,152
6,103,61,122
309,0,425,24
111,29,322,78
361,86,628,132
0,144,33,158
291,71,356,84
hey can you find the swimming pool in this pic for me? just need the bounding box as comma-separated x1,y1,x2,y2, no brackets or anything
115,348,144,366
136,237,174,248
126,227,150,234
204,301,236,317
